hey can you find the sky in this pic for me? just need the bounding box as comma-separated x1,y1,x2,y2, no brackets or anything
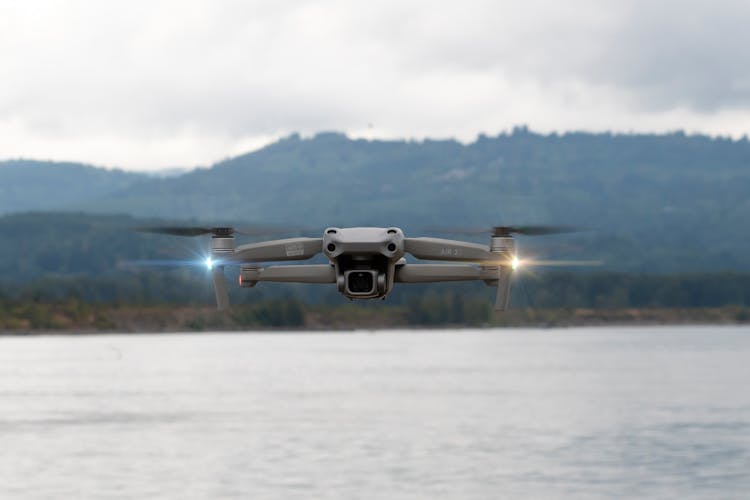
1,0,749,171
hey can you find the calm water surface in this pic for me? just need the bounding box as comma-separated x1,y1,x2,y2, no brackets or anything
1,326,749,499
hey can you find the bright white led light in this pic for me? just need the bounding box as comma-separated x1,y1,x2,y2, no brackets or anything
511,256,520,270
205,257,213,270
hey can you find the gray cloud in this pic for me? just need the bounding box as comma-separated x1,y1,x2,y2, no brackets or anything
0,0,749,169
390,0,750,111
591,1,750,111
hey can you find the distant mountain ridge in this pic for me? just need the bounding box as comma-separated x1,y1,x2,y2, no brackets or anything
3,129,750,272
0,160,149,214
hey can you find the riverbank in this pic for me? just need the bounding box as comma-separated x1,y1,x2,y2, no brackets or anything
1,300,749,333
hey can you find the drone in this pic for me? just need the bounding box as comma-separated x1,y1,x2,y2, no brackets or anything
138,225,580,311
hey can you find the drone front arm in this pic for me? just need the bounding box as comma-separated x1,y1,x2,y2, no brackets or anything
403,237,496,262
395,264,497,283
396,264,512,312
240,265,336,285
233,237,323,262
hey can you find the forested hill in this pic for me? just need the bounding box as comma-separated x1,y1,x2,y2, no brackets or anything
0,160,148,214
74,129,750,231
2,129,750,271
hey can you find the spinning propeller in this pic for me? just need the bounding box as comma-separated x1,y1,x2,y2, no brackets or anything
135,225,309,237
133,224,322,311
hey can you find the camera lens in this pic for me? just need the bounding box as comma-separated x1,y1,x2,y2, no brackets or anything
387,243,396,252
327,243,336,252
348,272,374,293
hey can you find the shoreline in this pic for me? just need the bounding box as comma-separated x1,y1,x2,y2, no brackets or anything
3,323,750,338
1,303,749,335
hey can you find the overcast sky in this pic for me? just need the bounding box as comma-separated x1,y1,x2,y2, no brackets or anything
1,0,749,170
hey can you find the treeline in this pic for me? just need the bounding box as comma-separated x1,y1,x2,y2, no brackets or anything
0,298,305,331
2,271,750,310
2,297,748,332
516,272,750,308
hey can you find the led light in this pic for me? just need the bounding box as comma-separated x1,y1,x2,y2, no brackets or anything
511,255,520,270
205,257,213,270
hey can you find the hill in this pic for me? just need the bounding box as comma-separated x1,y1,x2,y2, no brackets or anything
2,129,750,271
76,129,750,231
0,160,148,214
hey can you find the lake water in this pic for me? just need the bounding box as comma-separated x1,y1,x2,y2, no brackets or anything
0,326,749,499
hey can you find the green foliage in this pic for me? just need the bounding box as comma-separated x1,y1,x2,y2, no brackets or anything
0,299,102,330
517,272,750,308
231,299,305,327
2,271,750,312
406,291,492,325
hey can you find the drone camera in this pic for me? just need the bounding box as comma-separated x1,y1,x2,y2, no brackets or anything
345,270,378,295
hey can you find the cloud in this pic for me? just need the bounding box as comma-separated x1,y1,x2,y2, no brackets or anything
588,0,750,111
0,0,749,169
385,0,750,110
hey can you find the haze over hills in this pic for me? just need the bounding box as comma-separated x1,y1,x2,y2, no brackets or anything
0,160,197,215
2,128,750,272
0,160,150,214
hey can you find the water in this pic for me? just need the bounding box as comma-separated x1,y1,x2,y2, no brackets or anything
1,326,749,499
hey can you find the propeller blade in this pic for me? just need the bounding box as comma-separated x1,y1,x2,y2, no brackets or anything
135,226,213,237
518,259,603,267
135,225,316,238
497,225,581,236
119,259,205,268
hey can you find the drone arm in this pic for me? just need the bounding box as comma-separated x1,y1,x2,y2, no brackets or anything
396,264,512,311
395,264,497,283
234,238,323,262
403,237,496,262
240,265,336,285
